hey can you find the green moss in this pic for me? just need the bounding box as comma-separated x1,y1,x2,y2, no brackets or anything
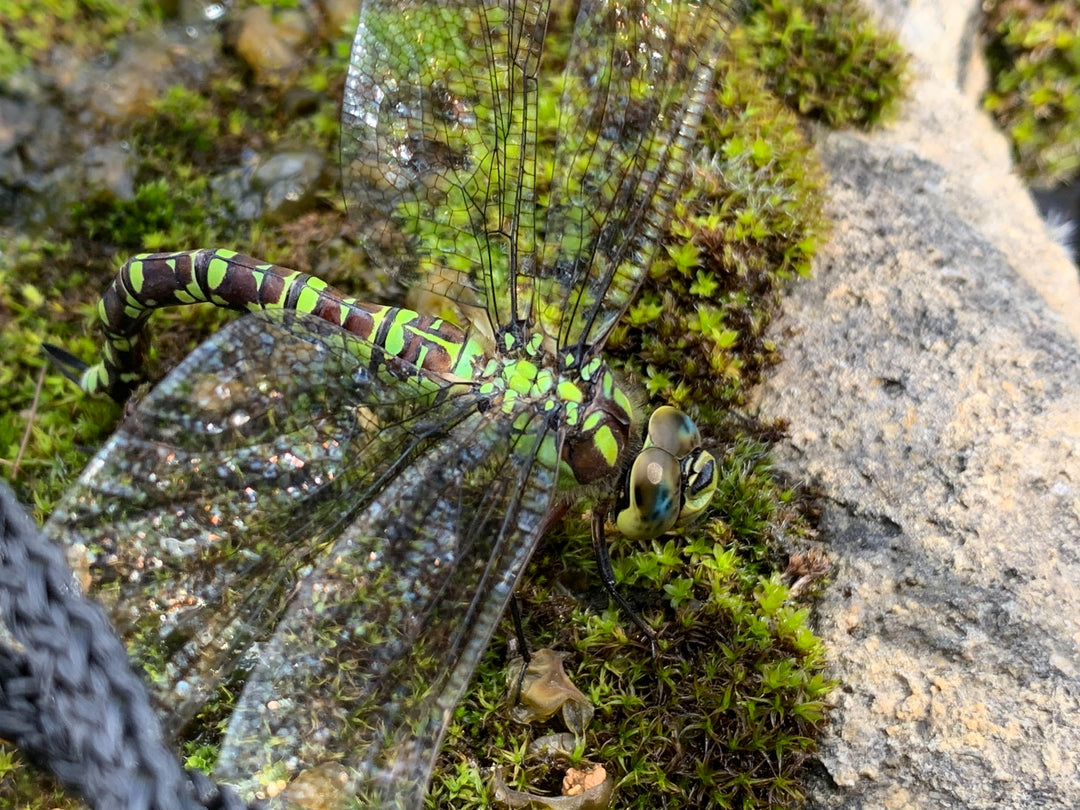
0,755,73,810
983,0,1080,186
148,84,223,155
606,57,828,422
736,0,909,128
0,237,121,515
0,0,145,83
434,442,830,810
75,175,211,248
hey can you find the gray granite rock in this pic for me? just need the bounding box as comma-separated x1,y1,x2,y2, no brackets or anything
751,2,1080,808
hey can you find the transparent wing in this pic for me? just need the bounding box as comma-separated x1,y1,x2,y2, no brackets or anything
44,308,560,807
341,0,740,359
342,0,545,349
43,311,487,735
541,0,740,358
214,391,558,808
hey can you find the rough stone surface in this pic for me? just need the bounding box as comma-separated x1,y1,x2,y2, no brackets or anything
867,0,1080,339
751,2,1080,808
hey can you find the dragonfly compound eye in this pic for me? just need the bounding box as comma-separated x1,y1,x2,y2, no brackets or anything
633,406,717,531
643,405,702,458
677,446,718,524
615,446,681,540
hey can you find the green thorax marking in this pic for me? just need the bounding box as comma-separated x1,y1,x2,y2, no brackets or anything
477,347,637,489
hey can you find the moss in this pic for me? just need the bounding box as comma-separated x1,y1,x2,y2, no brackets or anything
0,0,142,83
0,752,72,810
1,0,909,808
0,4,357,804
433,442,832,810
0,237,121,515
983,0,1080,186
736,0,909,128
605,57,828,423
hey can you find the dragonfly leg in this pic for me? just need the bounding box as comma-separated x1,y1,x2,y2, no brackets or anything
508,595,532,705
590,509,659,661
508,503,572,694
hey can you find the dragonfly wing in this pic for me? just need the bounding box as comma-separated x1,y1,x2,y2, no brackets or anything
341,0,742,360
342,0,544,345
213,391,559,807
541,0,742,358
44,310,483,733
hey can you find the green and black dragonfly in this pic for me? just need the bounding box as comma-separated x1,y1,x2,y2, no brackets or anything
43,0,739,805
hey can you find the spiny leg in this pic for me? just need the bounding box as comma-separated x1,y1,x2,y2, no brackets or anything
591,509,659,661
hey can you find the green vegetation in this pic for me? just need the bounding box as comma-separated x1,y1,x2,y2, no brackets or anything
0,0,140,81
736,0,908,128
0,1,908,808
438,441,830,809
608,57,828,419
983,0,1080,186
0,238,120,512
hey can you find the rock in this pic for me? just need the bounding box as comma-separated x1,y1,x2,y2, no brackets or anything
210,159,264,223
82,144,137,202
0,97,33,190
88,40,179,123
322,0,360,34
0,97,67,191
752,1,1080,807
251,150,327,224
869,0,1080,338
232,6,311,84
208,149,327,225
19,104,65,174
174,0,230,27
0,96,36,155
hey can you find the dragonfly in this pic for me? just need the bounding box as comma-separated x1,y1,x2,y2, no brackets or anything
43,0,740,805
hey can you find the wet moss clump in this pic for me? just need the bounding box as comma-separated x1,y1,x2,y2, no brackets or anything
736,0,908,128
982,0,1080,186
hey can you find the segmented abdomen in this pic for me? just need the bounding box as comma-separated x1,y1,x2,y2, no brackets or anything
85,249,480,400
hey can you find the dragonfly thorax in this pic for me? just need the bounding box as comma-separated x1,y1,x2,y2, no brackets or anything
559,363,636,487
480,349,635,488
481,351,717,541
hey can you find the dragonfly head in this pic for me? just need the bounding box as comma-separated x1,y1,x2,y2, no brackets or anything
615,406,717,541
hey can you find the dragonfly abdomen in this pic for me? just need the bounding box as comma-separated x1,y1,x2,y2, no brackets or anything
82,249,487,400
